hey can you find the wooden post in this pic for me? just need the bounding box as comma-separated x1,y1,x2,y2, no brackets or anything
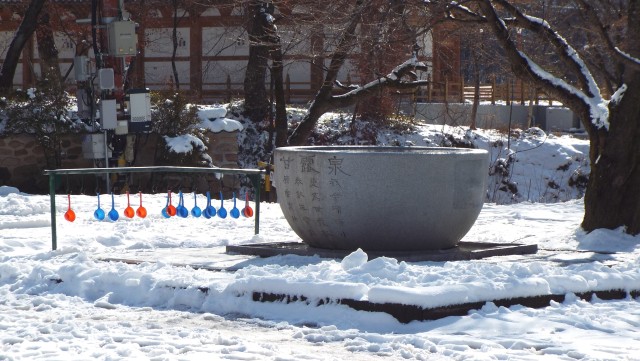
491,76,496,105
226,74,232,103
506,80,511,105
459,78,464,103
520,79,525,105
427,73,433,102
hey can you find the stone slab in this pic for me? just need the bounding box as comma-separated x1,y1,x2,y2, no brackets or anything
226,241,538,262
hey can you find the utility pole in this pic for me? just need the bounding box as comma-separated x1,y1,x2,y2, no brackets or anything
77,0,151,193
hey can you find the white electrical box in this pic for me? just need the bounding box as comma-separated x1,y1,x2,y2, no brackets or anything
74,56,89,81
98,68,115,90
82,134,112,159
108,21,138,57
128,88,152,133
100,99,117,130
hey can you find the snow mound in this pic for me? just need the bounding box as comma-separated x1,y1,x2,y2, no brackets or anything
0,186,21,196
197,106,243,133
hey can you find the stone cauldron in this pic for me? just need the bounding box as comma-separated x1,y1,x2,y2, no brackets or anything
274,146,489,251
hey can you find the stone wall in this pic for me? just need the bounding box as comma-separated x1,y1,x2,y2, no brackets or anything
410,103,582,132
0,131,239,194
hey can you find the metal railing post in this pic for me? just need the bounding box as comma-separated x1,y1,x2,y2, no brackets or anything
44,166,266,249
49,174,57,251
249,174,261,235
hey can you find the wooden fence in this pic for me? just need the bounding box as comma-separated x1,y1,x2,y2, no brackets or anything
147,73,560,106
400,75,561,105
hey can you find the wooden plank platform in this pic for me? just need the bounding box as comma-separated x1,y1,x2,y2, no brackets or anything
226,241,539,262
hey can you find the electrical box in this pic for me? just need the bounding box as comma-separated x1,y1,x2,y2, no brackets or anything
127,88,152,133
82,134,112,159
108,21,138,57
100,99,117,130
74,56,89,81
98,68,115,91
76,88,91,119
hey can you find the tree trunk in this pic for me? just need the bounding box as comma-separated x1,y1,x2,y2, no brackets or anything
171,0,180,90
243,1,270,122
35,11,62,87
582,0,640,235
470,50,480,130
287,0,365,145
0,0,46,91
582,77,640,234
270,41,287,148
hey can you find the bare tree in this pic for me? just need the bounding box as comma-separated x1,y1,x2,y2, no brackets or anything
286,0,435,145
0,0,46,91
434,0,640,235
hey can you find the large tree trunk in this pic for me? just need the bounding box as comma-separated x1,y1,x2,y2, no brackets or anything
243,1,270,122
0,0,46,91
582,0,640,235
582,77,640,234
35,11,62,87
270,41,287,148
466,0,640,235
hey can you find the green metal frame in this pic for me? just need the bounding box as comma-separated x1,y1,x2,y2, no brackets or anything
43,166,265,251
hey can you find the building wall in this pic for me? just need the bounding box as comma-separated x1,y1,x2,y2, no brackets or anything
412,103,582,132
0,1,442,103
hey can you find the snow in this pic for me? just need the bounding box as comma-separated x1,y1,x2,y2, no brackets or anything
615,47,640,66
164,134,206,154
197,105,244,133
359,123,589,204
610,84,628,105
2,125,640,361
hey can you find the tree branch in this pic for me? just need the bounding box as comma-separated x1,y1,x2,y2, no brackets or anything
287,0,367,145
575,0,640,72
492,0,595,96
476,0,598,131
328,60,430,109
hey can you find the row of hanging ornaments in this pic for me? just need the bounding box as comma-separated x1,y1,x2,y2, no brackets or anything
63,191,254,222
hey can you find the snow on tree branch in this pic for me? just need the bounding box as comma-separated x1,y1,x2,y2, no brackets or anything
615,48,640,68
446,2,485,21
520,14,601,101
610,84,628,106
574,0,640,72
331,58,430,105
482,0,611,130
519,51,609,130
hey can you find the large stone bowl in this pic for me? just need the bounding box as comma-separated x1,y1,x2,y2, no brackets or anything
274,146,489,251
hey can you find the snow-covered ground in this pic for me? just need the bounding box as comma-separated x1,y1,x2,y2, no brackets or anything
2,122,640,360
2,191,640,360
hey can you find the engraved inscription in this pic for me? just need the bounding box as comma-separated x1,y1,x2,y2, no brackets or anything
300,155,320,173
327,156,350,176
280,156,294,169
